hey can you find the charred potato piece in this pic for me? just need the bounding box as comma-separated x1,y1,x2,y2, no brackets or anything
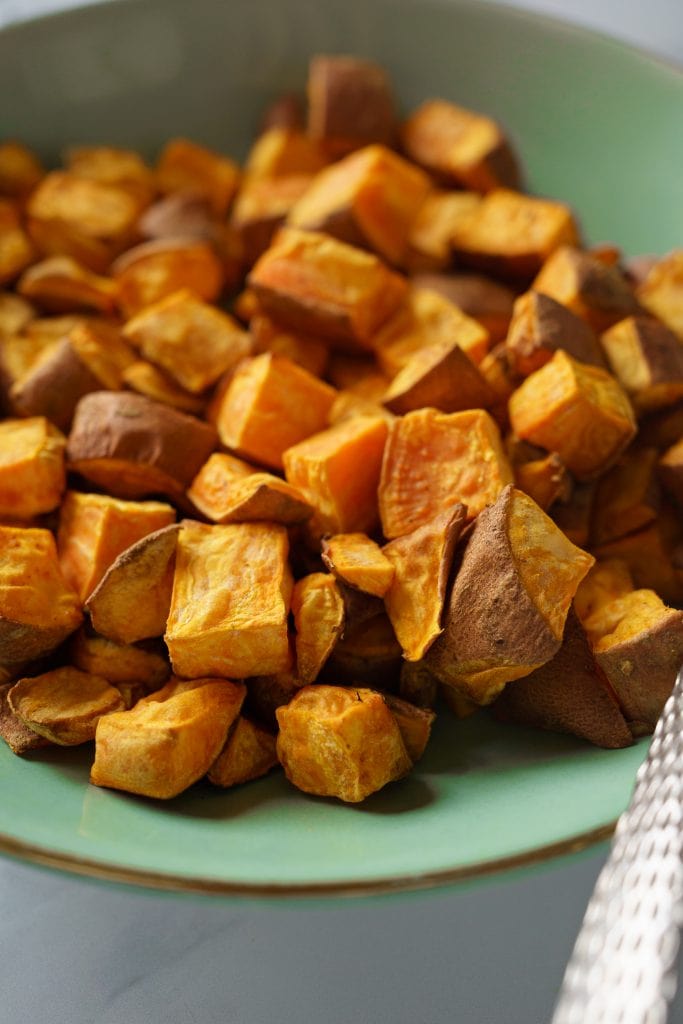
8,666,125,745
207,716,278,788
0,417,65,517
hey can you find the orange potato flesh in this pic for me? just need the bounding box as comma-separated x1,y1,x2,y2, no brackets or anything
121,360,206,415
306,55,397,155
513,453,568,512
165,521,292,680
113,239,225,317
0,292,35,338
283,415,388,535
231,174,314,265
532,246,640,333
214,352,336,470
123,288,251,394
244,129,327,180
0,141,44,201
322,533,395,598
371,286,490,378
637,249,683,339
412,272,515,344
70,628,170,691
382,694,436,763
137,192,216,242
383,504,466,662
91,677,246,799
591,447,660,545
0,682,50,754
504,289,605,379
0,417,66,517
508,350,636,480
378,407,513,538
291,573,345,686
248,227,408,350
67,320,137,391
401,100,520,193
207,715,278,788
287,144,431,265
600,315,683,414
85,524,180,645
405,191,481,273
0,199,35,285
381,337,496,415
275,685,411,803
591,523,683,607
574,559,635,624
156,139,241,217
250,313,329,378
187,452,313,525
65,145,155,203
328,391,394,427
9,666,125,746
17,256,117,314
57,491,175,602
0,526,82,668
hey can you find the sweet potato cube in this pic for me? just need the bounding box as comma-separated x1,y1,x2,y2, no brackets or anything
371,286,490,377
425,486,594,704
591,523,683,607
0,417,65,517
508,350,636,479
248,228,408,350
231,174,314,265
67,391,217,501
156,139,240,217
383,504,466,661
637,250,683,339
0,199,34,284
65,144,153,198
379,407,512,538
283,415,388,534
322,533,395,598
533,246,641,332
307,55,397,154
8,666,125,746
85,524,179,644
17,256,117,314
574,558,635,624
165,521,292,679
513,453,568,511
0,526,82,670
214,352,336,470
70,628,170,691
401,99,519,193
287,145,431,266
412,272,515,343
26,171,146,271
207,716,278,788
113,239,224,317
121,360,205,415
57,491,175,602
0,682,50,754
250,313,329,378
405,191,481,273
587,590,683,728
328,391,394,426
276,685,411,803
451,189,579,280
0,142,44,201
137,192,216,242
382,337,496,415
187,452,313,525
0,292,35,338
505,290,605,378
382,694,436,763
493,610,632,748
68,320,137,390
244,128,327,181
91,677,246,799
600,315,683,414
324,612,402,688
291,573,345,685
9,336,104,430
591,447,660,545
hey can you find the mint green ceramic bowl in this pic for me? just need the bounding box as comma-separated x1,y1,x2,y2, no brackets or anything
0,0,681,898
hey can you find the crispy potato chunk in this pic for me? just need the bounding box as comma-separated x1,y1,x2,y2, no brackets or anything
123,288,250,394
188,452,312,525
591,447,660,545
214,352,336,470
574,558,635,624
637,250,683,339
67,391,217,501
10,336,102,430
493,610,632,748
382,694,436,762
85,524,179,644
0,682,50,754
156,139,240,216
425,487,594,704
451,189,579,280
276,685,411,803
245,129,327,181
322,533,395,598
379,408,513,538
402,99,519,192
250,313,329,378
0,526,82,670
283,415,388,534
371,286,490,377
412,272,515,342
324,612,402,688
291,573,345,685
591,522,683,607
0,417,65,517
91,677,246,799
17,256,116,314
165,521,292,679
405,192,481,273
65,145,155,203
70,627,170,690
382,337,496,415
0,199,35,285
508,350,636,480
532,246,640,332
0,142,44,201
0,291,35,338
231,174,314,264
307,55,397,155
121,360,206,415
207,716,278,788
26,171,146,271
513,453,568,511
383,504,466,661
288,145,431,265
57,490,175,602
9,666,125,745
248,228,408,350
505,290,605,379
137,191,216,242
600,315,683,414
113,239,224,317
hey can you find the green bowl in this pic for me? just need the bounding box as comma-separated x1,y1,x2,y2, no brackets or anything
0,0,680,898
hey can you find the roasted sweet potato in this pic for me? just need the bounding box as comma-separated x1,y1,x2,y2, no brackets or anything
382,694,436,762
405,192,481,273
65,145,155,204
398,660,439,709
323,612,402,688
121,360,206,415
249,313,328,378
636,249,683,339
188,452,313,525
231,174,314,265
573,558,635,623
137,191,216,242
244,128,326,181
306,55,397,155
533,246,641,332
276,685,411,803
412,271,515,342
321,533,394,598
207,716,278,788
0,417,65,517
70,627,170,691
291,573,345,685
17,256,117,314
504,290,605,378
591,522,683,607
244,667,301,729
8,666,125,745
0,199,35,285
591,447,660,545
156,139,240,217
0,141,44,201
551,482,596,548
0,291,34,338
381,336,496,415
513,453,568,511
0,681,50,754
600,315,683,414
113,239,224,317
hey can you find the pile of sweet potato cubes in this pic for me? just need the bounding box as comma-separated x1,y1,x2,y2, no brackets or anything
0,56,682,804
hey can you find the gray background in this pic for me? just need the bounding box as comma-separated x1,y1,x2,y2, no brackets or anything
0,1,681,1022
